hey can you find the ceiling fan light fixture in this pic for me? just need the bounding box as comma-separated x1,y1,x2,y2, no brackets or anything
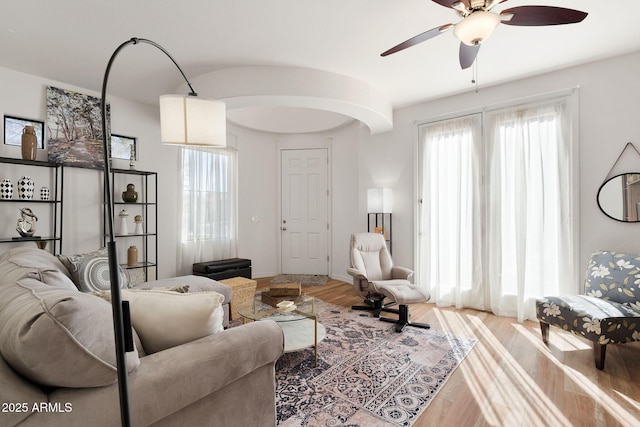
454,11,501,46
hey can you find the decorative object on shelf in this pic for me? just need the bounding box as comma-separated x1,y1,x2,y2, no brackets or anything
129,144,136,170
118,209,129,235
17,176,35,199
21,125,38,161
127,245,138,267
134,215,144,235
0,157,63,255
40,186,50,200
0,178,13,199
122,183,138,203
16,207,38,237
3,116,44,148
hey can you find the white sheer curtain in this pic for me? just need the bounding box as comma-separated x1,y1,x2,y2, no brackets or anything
418,114,486,311
177,146,238,275
418,96,577,322
486,98,576,322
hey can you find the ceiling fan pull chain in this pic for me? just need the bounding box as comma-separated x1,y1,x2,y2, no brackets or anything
472,57,479,93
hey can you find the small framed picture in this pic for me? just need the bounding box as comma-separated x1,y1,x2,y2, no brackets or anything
110,134,137,160
4,116,45,148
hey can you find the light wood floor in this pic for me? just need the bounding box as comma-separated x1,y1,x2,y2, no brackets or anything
256,277,640,427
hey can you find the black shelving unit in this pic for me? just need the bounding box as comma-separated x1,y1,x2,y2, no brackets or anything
367,212,392,254
0,157,63,254
104,168,158,282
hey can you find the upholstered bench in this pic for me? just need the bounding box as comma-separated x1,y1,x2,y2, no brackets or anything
536,251,640,370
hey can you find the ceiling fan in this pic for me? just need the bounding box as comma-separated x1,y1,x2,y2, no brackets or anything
381,0,588,69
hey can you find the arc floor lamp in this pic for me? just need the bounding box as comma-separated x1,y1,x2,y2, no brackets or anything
100,37,226,426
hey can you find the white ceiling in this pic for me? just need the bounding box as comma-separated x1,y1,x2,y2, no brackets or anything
2,0,639,133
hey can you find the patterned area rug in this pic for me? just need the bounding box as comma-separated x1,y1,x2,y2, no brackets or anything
275,304,477,426
271,274,329,286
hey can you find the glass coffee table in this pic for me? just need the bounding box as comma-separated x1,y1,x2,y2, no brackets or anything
237,294,326,366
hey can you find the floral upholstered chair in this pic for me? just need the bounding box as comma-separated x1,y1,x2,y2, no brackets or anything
536,251,640,370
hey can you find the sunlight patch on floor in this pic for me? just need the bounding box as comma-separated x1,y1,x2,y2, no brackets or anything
513,323,640,427
614,389,640,412
433,308,573,427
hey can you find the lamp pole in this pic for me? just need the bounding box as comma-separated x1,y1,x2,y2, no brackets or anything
100,37,201,426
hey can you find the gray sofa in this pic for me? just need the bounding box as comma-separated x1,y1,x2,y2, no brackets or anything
0,247,284,426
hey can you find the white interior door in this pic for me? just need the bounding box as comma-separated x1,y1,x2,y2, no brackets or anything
281,148,329,275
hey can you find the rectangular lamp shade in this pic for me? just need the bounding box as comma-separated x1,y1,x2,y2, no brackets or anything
160,94,226,147
367,188,392,213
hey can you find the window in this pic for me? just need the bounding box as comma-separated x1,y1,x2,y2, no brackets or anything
178,147,237,274
418,95,578,322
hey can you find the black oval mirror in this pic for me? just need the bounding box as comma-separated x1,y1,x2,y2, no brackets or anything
597,173,640,222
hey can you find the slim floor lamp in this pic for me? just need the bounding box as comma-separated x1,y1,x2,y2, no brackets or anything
100,37,225,426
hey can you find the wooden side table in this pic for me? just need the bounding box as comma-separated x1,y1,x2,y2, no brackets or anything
219,277,257,321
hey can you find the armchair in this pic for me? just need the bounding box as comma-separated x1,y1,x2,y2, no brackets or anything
347,233,431,332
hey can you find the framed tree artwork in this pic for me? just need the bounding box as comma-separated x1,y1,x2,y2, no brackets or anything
46,86,109,169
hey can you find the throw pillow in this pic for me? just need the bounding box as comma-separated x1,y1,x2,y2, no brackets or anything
0,247,76,290
0,278,140,388
120,289,224,354
57,248,129,292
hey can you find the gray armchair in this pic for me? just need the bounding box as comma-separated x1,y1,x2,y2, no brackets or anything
347,233,431,332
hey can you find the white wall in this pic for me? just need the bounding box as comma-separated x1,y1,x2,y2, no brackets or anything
359,51,640,277
0,65,362,281
4,50,639,284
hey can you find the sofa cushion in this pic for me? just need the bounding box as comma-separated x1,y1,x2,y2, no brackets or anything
536,295,640,344
0,278,140,388
119,289,225,354
0,247,76,290
57,248,129,292
141,275,232,304
584,251,640,305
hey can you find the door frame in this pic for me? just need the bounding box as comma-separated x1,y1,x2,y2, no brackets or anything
276,139,333,277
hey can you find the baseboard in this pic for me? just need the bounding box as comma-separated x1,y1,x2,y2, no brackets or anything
253,271,279,279
331,273,351,284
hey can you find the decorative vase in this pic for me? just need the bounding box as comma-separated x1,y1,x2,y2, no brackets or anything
127,245,138,267
118,209,129,235
0,179,13,199
122,183,138,203
134,215,144,235
40,187,50,200
17,176,34,199
21,126,37,161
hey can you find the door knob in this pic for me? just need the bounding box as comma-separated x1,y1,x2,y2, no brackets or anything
281,227,287,231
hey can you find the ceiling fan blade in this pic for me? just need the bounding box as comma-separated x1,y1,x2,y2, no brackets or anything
459,42,480,69
500,6,587,26
431,0,470,10
381,24,453,57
